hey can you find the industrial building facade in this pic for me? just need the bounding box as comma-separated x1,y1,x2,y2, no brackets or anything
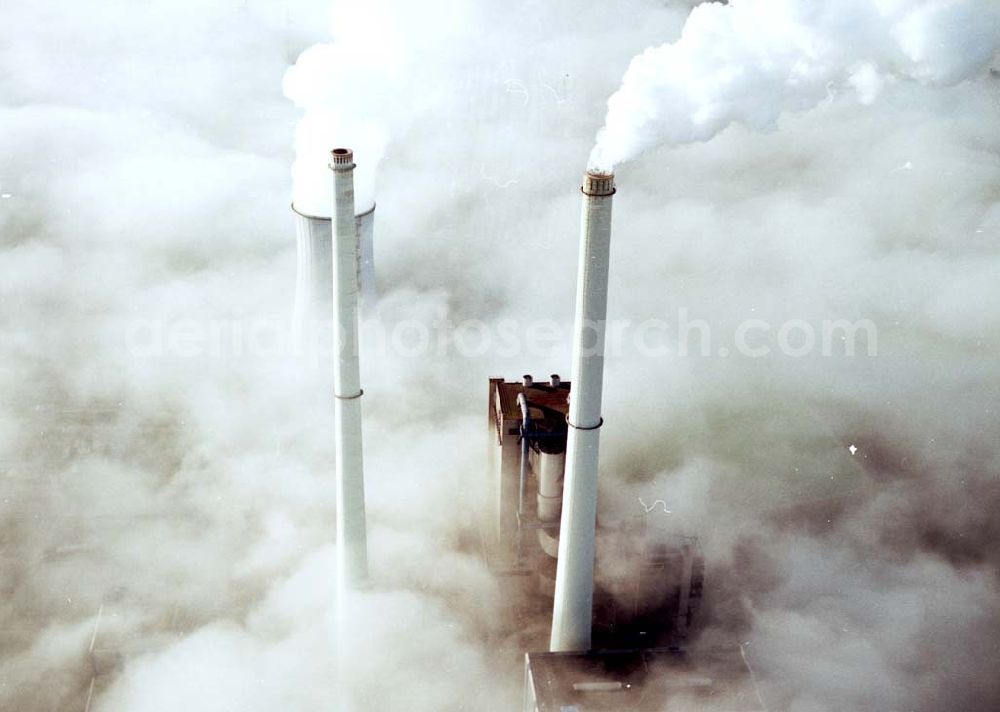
485,376,705,653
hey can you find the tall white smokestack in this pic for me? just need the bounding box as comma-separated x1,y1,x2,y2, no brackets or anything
550,170,615,652
331,148,369,594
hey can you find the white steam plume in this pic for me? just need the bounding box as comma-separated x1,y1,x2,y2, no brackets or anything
283,1,478,215
590,0,1000,171
283,3,400,215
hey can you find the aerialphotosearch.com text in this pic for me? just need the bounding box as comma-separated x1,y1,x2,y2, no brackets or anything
124,309,878,360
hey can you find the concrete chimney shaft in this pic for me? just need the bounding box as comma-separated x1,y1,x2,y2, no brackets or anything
549,171,615,652
331,148,369,591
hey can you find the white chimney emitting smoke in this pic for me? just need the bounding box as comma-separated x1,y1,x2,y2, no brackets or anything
331,148,369,599
550,170,615,652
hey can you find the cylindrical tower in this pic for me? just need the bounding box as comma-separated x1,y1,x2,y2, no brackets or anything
291,206,333,350
331,148,369,592
549,170,615,652
355,205,376,319
292,203,377,349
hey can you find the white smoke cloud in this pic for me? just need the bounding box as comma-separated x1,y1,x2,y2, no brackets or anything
590,0,1000,170
283,0,482,215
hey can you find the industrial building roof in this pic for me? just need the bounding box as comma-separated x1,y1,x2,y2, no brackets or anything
524,647,763,712
490,377,571,422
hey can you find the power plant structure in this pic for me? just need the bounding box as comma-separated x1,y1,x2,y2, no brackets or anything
292,148,374,642
292,151,760,708
486,374,705,652
328,148,369,599
484,171,761,710
551,170,617,653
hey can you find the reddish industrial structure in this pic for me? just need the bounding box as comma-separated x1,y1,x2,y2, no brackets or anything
486,375,704,654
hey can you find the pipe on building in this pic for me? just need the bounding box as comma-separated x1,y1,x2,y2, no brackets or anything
536,450,565,524
536,449,565,558
549,170,615,652
517,392,530,522
331,148,369,592
676,541,695,636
